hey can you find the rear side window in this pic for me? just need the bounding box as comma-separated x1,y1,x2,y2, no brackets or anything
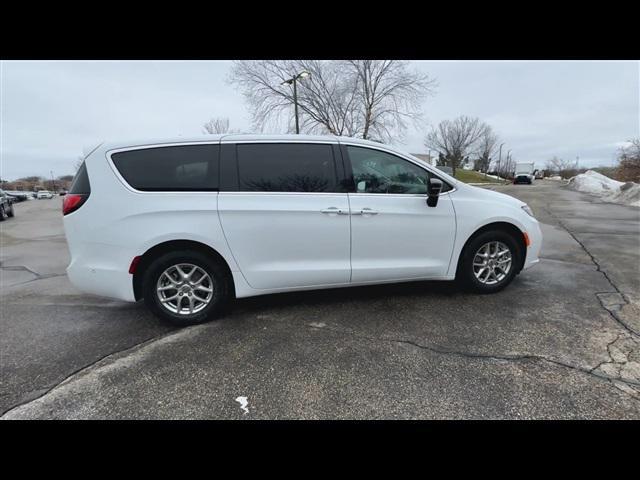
69,162,91,194
236,143,337,192
111,145,219,191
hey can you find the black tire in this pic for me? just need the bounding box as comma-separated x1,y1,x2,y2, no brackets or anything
7,204,14,217
0,205,6,221
458,230,522,294
142,250,231,326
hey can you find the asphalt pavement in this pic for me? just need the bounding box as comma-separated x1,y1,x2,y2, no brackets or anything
1,180,638,419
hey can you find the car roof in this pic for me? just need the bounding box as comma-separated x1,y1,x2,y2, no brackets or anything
99,134,392,151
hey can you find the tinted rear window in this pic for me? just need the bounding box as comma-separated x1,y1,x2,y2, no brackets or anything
236,143,336,192
111,145,219,191
69,162,91,194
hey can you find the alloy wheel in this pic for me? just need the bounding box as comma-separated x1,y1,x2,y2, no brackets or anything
156,263,214,315
472,241,513,285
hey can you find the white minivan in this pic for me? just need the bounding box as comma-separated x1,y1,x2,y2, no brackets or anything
63,135,542,326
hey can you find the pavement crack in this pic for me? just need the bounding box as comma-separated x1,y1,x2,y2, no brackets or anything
0,263,66,285
309,324,640,400
0,327,180,418
0,263,44,278
542,206,639,337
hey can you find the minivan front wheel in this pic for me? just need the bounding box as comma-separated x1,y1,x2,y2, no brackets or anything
459,230,521,293
143,250,230,326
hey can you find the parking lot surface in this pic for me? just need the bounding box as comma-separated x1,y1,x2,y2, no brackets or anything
1,181,639,419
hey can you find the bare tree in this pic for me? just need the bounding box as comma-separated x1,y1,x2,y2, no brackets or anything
474,127,499,173
345,60,436,142
424,116,490,176
616,138,640,182
228,60,435,142
545,156,578,179
202,116,239,135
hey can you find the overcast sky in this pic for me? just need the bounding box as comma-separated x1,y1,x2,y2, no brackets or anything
1,60,638,180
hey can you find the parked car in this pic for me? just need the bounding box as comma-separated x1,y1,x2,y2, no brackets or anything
37,190,54,199
0,189,16,220
59,190,68,196
63,135,542,326
4,191,29,202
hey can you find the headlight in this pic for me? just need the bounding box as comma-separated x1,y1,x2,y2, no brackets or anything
521,205,535,218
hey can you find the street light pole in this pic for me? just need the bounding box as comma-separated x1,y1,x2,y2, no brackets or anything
293,77,299,134
497,142,505,178
282,71,310,134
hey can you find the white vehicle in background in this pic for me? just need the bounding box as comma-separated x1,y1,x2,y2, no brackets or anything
514,163,535,184
63,134,542,326
37,190,54,199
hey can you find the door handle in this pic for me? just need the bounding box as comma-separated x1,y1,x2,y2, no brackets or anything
359,208,379,215
320,207,348,215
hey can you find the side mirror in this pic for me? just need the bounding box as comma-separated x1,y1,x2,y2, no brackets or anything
427,177,443,207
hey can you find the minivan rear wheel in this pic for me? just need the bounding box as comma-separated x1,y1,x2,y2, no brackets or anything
142,250,230,326
458,230,522,293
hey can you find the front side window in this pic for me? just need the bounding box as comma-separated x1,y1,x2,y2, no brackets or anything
236,143,337,192
347,146,450,194
111,145,218,191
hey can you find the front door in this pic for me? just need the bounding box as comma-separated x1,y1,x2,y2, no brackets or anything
345,145,457,283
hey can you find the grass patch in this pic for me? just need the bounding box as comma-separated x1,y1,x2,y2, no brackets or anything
454,170,503,184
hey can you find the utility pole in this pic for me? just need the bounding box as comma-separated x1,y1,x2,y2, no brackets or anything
50,170,56,194
281,71,310,134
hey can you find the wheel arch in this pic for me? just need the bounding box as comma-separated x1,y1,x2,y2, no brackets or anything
455,221,528,278
133,239,235,301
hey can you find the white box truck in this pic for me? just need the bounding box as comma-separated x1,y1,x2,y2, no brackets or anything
514,162,535,184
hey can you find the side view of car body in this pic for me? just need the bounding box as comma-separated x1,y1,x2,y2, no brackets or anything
63,135,542,325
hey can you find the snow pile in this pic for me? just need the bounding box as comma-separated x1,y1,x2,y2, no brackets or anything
568,170,640,207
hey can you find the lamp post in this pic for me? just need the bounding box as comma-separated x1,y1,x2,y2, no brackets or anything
281,71,310,134
497,142,505,178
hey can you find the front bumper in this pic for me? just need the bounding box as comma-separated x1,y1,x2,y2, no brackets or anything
523,220,542,270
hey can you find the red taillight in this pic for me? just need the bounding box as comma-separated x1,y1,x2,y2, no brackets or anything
62,194,88,215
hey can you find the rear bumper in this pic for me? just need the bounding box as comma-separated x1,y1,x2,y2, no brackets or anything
66,243,137,302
